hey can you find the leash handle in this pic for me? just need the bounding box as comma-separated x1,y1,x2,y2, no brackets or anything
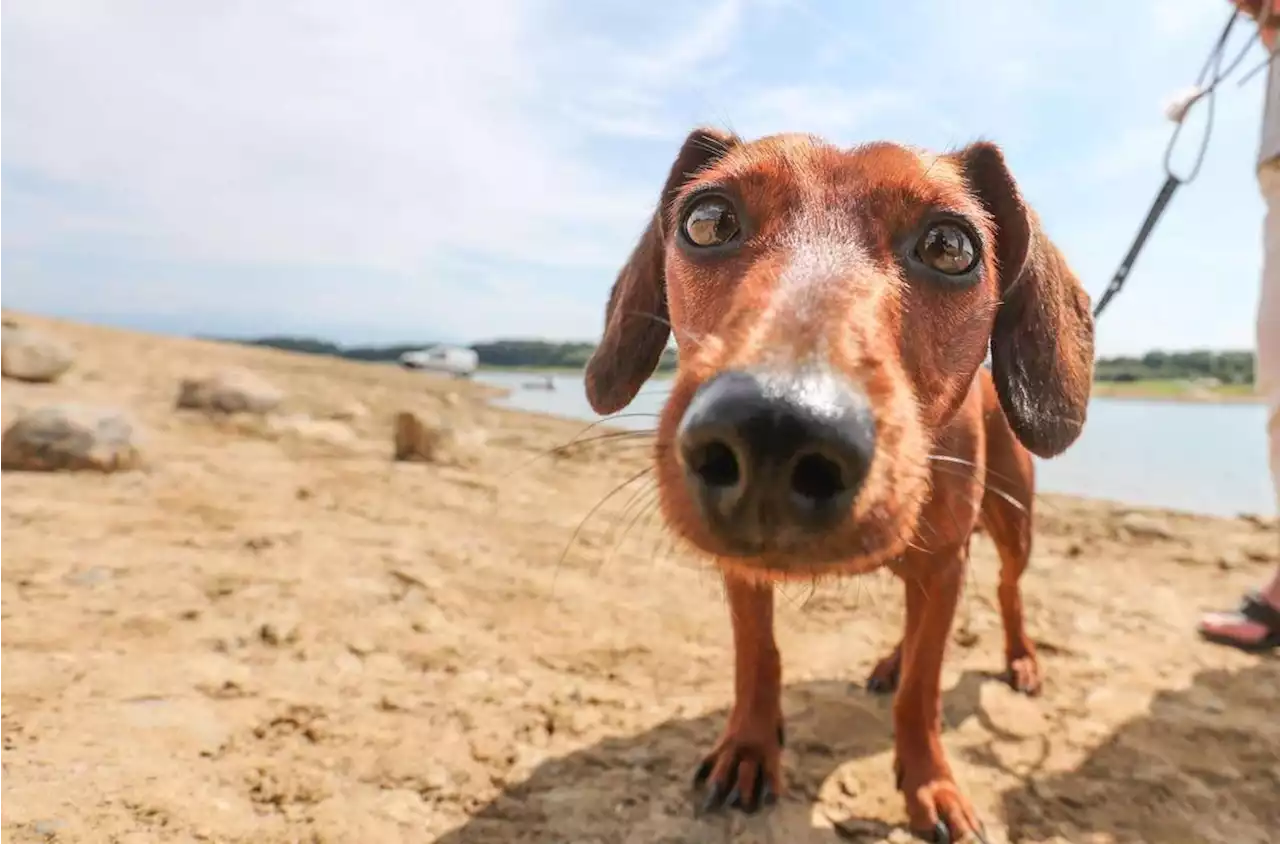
1094,8,1245,321
1092,173,1182,319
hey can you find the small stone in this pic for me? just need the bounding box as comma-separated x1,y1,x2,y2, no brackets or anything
259,616,300,646
265,414,355,447
326,401,368,422
1118,512,1174,541
65,566,112,586
176,368,283,414
2,325,74,383
1216,551,1242,571
2,404,143,472
422,765,451,792
392,410,486,467
32,819,66,836
347,636,376,656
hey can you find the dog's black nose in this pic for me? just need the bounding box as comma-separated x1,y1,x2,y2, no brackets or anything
676,369,876,552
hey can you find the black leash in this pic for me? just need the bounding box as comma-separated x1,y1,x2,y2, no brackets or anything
1093,8,1258,320
1091,174,1182,319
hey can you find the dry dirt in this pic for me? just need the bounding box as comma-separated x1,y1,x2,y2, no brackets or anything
2,313,1278,844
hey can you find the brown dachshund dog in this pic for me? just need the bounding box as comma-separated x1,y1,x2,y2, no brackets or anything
584,128,1094,842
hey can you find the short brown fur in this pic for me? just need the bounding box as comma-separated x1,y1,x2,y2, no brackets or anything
586,128,1094,839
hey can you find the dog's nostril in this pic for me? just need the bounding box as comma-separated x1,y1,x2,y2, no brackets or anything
790,452,847,504
691,440,741,489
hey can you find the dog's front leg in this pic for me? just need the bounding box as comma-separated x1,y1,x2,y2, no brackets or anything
891,550,987,843
694,571,784,815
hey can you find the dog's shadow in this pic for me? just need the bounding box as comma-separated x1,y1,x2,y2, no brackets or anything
432,671,992,843
434,658,1280,842
998,656,1280,843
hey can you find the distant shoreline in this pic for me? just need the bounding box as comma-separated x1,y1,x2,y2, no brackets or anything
479,366,1263,407
1088,380,1262,405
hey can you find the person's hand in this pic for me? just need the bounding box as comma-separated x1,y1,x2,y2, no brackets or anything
1232,0,1280,51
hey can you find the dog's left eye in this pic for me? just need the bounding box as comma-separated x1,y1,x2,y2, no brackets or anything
681,196,741,248
915,222,978,276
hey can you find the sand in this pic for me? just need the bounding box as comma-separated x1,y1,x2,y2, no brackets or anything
2,312,1278,844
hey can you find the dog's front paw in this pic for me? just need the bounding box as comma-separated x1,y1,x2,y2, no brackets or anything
692,720,785,815
1004,652,1042,696
866,644,902,694
896,759,988,843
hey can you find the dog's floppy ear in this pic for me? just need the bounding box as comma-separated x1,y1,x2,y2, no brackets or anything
585,127,740,415
957,142,1095,458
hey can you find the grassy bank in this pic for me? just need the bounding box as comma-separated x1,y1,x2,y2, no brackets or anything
1091,378,1260,404
477,363,591,375
481,365,1260,405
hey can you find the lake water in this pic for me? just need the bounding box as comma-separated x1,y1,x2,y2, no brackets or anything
477,371,1276,519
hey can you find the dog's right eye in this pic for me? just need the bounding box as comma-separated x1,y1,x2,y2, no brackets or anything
915,221,978,276
681,196,741,248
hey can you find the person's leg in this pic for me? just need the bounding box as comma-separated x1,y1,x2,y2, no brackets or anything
1197,161,1280,650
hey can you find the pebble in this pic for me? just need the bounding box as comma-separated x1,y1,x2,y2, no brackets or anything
32,819,66,836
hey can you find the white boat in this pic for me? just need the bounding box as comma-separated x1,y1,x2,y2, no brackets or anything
398,344,479,378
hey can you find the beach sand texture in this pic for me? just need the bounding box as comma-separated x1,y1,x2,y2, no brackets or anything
2,313,1278,844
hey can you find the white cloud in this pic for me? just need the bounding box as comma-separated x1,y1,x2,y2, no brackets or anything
1,0,1267,354
3,1,643,270
2,0,759,339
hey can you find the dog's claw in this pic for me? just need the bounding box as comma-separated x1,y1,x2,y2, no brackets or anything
866,648,903,694
913,819,991,843
777,724,786,748
726,785,743,810
693,722,782,816
700,781,728,815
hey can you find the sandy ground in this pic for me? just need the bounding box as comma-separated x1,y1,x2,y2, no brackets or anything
2,313,1278,844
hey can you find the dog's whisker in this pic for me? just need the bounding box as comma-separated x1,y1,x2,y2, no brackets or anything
602,473,661,549
927,462,1030,518
623,309,708,352
557,429,659,450
556,466,656,585
927,452,1028,500
598,484,663,574
504,417,659,479
629,493,672,563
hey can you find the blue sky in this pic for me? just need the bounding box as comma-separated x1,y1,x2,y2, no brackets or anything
1,0,1270,356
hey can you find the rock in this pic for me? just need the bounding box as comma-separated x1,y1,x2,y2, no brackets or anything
325,401,368,422
258,614,301,647
1245,546,1277,563
175,368,283,414
264,414,355,447
32,819,66,837
2,404,143,472
1,325,74,383
1241,513,1276,531
1118,512,1174,541
392,410,485,466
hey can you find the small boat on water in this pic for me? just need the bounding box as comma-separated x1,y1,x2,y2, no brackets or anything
521,375,556,391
